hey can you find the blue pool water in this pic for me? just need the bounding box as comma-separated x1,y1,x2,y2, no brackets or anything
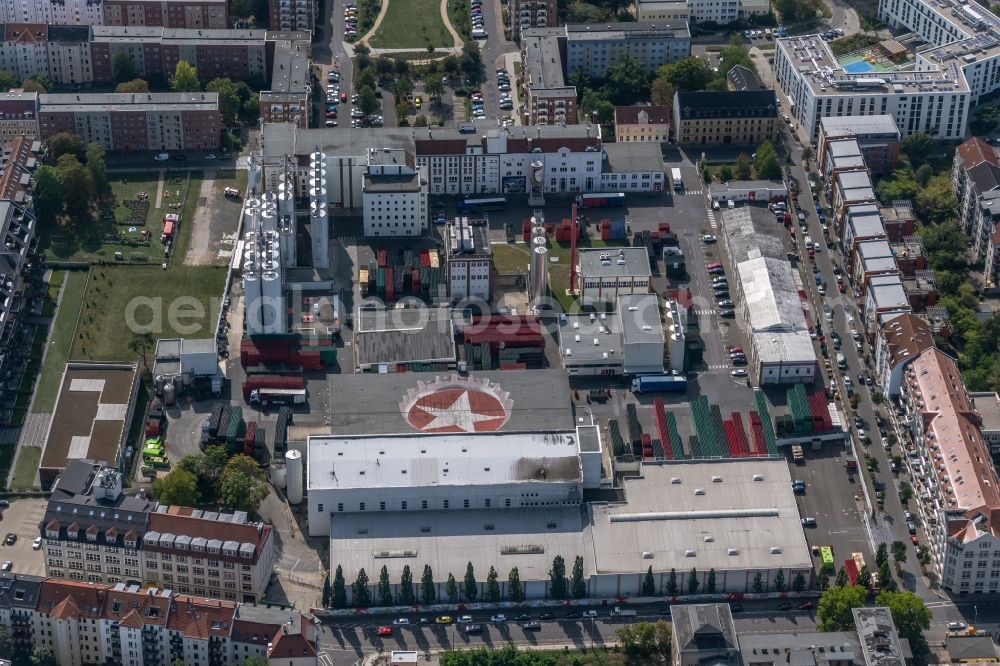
843,60,875,73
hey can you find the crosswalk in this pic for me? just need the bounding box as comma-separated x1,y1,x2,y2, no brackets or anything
683,189,704,196
707,364,731,370
693,308,717,316
611,388,620,416
706,206,718,230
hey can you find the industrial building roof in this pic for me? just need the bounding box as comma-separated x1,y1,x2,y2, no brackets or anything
618,294,664,345
602,142,665,173
308,431,582,490
566,21,689,39
720,207,787,263
362,172,422,193
588,460,812,574
853,607,907,666
40,363,139,486
820,114,900,138
737,256,806,332
560,312,623,363
753,329,817,366
846,205,887,239
868,273,909,310
739,631,860,665
325,369,575,435
354,306,456,369
578,247,651,279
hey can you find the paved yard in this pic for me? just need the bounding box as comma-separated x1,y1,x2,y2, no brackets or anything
0,498,46,576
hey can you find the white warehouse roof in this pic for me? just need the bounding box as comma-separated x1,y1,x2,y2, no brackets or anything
737,256,806,332
308,431,582,490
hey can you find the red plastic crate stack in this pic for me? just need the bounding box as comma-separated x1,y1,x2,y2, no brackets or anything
411,269,421,295
807,391,832,431
723,418,742,458
748,411,766,456
599,219,611,242
297,349,324,370
244,421,257,456
241,339,293,365
499,363,527,370
544,223,554,235
377,249,388,268
554,219,580,243
658,222,671,233
652,397,673,460
464,315,544,351
522,219,532,243
420,250,430,267
242,374,305,400
729,412,751,457
640,433,653,460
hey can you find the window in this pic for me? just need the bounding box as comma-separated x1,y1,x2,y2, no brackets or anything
337,503,343,512
318,504,324,512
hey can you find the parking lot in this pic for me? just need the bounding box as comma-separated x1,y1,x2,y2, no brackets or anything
0,498,46,577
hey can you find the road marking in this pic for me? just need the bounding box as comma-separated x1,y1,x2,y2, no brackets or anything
694,308,716,316
707,364,731,370
706,208,717,230
611,389,620,417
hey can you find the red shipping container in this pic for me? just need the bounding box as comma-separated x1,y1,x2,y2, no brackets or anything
522,231,531,243
601,228,610,242
522,220,531,233
412,269,421,295
377,249,388,268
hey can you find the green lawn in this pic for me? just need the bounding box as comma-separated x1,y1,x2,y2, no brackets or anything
8,446,40,492
70,265,226,361
369,0,453,48
33,269,88,413
42,171,197,264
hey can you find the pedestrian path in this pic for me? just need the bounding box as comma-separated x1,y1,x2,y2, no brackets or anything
707,364,731,370
694,308,717,316
610,388,620,417
706,207,717,229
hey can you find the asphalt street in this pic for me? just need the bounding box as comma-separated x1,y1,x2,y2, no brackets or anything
314,0,354,128
477,0,517,121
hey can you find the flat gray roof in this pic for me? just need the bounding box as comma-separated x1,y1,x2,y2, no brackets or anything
355,307,456,368
560,313,622,363
847,209,886,239
740,631,860,665
869,274,909,309
618,294,663,345
39,92,218,113
737,256,806,331
578,248,651,279
602,142,665,173
828,138,862,158
523,30,566,91
833,155,867,170
857,238,893,260
566,21,689,39
837,169,872,190
363,172,422,192
820,114,900,138
970,392,1000,434
326,369,575,435
721,207,787,263
268,39,310,94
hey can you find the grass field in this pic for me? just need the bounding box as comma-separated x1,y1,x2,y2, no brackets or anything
492,234,631,311
369,0,453,48
8,446,40,491
42,171,197,264
33,269,88,413
70,265,226,361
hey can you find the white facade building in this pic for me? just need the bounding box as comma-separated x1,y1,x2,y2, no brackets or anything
445,219,493,304
307,431,587,537
564,21,690,77
575,247,652,306
361,148,428,238
619,293,665,375
0,0,103,24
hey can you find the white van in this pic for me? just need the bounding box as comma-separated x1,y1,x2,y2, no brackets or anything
472,28,488,38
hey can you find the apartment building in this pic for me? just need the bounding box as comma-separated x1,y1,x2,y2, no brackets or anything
564,22,690,77
38,92,221,151
773,34,971,145
635,0,690,22
0,576,318,666
42,460,276,603
874,312,934,398
0,91,37,141
520,27,577,126
969,391,1000,456
259,38,310,128
0,0,102,25
673,89,778,145
269,0,314,34
817,115,900,175
361,148,428,238
613,104,669,143
897,347,1000,595
0,197,36,406
511,0,556,39
103,0,229,29
953,137,1000,289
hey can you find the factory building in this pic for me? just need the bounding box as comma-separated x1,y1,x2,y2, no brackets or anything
574,247,652,306
445,219,494,304
361,148,428,238
559,292,664,376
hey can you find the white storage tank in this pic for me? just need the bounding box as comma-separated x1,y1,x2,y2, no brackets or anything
310,201,329,270
280,218,297,267
277,180,294,217
260,203,278,234
270,462,287,490
243,268,263,335
261,269,284,334
286,449,303,504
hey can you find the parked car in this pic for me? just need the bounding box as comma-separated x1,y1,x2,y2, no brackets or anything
490,614,506,622
463,624,483,634
375,626,392,636
32,536,41,550
435,616,453,624
392,618,410,625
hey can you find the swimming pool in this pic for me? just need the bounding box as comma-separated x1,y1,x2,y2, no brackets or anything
842,60,875,73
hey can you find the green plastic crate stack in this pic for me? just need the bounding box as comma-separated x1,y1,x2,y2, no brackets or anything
480,342,492,371
376,268,386,298
710,404,726,458
274,408,290,457
608,419,626,456
253,427,267,462
753,390,779,454
774,414,793,437
666,411,684,459
625,403,641,448
463,343,481,370
689,435,702,458
787,384,812,435
691,395,715,458
225,406,244,454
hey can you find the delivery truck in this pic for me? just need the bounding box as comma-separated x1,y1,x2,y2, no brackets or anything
631,374,688,394
249,387,307,407
610,607,637,617
575,192,625,208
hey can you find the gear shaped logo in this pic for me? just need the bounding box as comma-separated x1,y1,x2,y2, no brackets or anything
399,374,513,433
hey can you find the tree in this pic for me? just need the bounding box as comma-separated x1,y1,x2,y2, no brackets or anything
687,568,699,595
752,571,764,593
332,565,347,607
580,88,614,125
773,568,786,592
115,78,150,93
642,566,656,596
792,572,807,592
901,132,934,165
425,74,445,103
508,567,524,602
30,647,57,666
358,87,378,117
399,565,415,605
876,590,931,657
835,566,850,588
654,620,673,660
876,168,920,203
207,77,242,124
85,142,108,197
244,658,269,666
352,568,371,607
650,75,674,112
445,573,458,603
420,565,436,605
876,543,889,567
0,625,12,660
857,565,872,589
602,54,648,105
816,584,867,631
322,572,333,608
31,165,61,226
56,154,94,222
217,455,268,513
571,556,587,599
660,56,714,91
801,146,814,162
719,165,733,182
666,568,678,595
878,560,895,592
170,60,200,92
916,173,958,224
354,42,371,56
0,70,14,92
48,132,85,161
550,555,567,599
915,163,933,187
754,140,782,180
23,74,47,93
463,562,478,601
375,55,394,78
891,540,908,565
484,566,500,602
378,565,393,606
736,152,753,180
112,52,138,84
151,468,199,506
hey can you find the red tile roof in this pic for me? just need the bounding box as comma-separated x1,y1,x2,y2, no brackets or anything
269,632,317,658
166,596,237,639
38,580,107,619
957,137,999,170
614,105,670,126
